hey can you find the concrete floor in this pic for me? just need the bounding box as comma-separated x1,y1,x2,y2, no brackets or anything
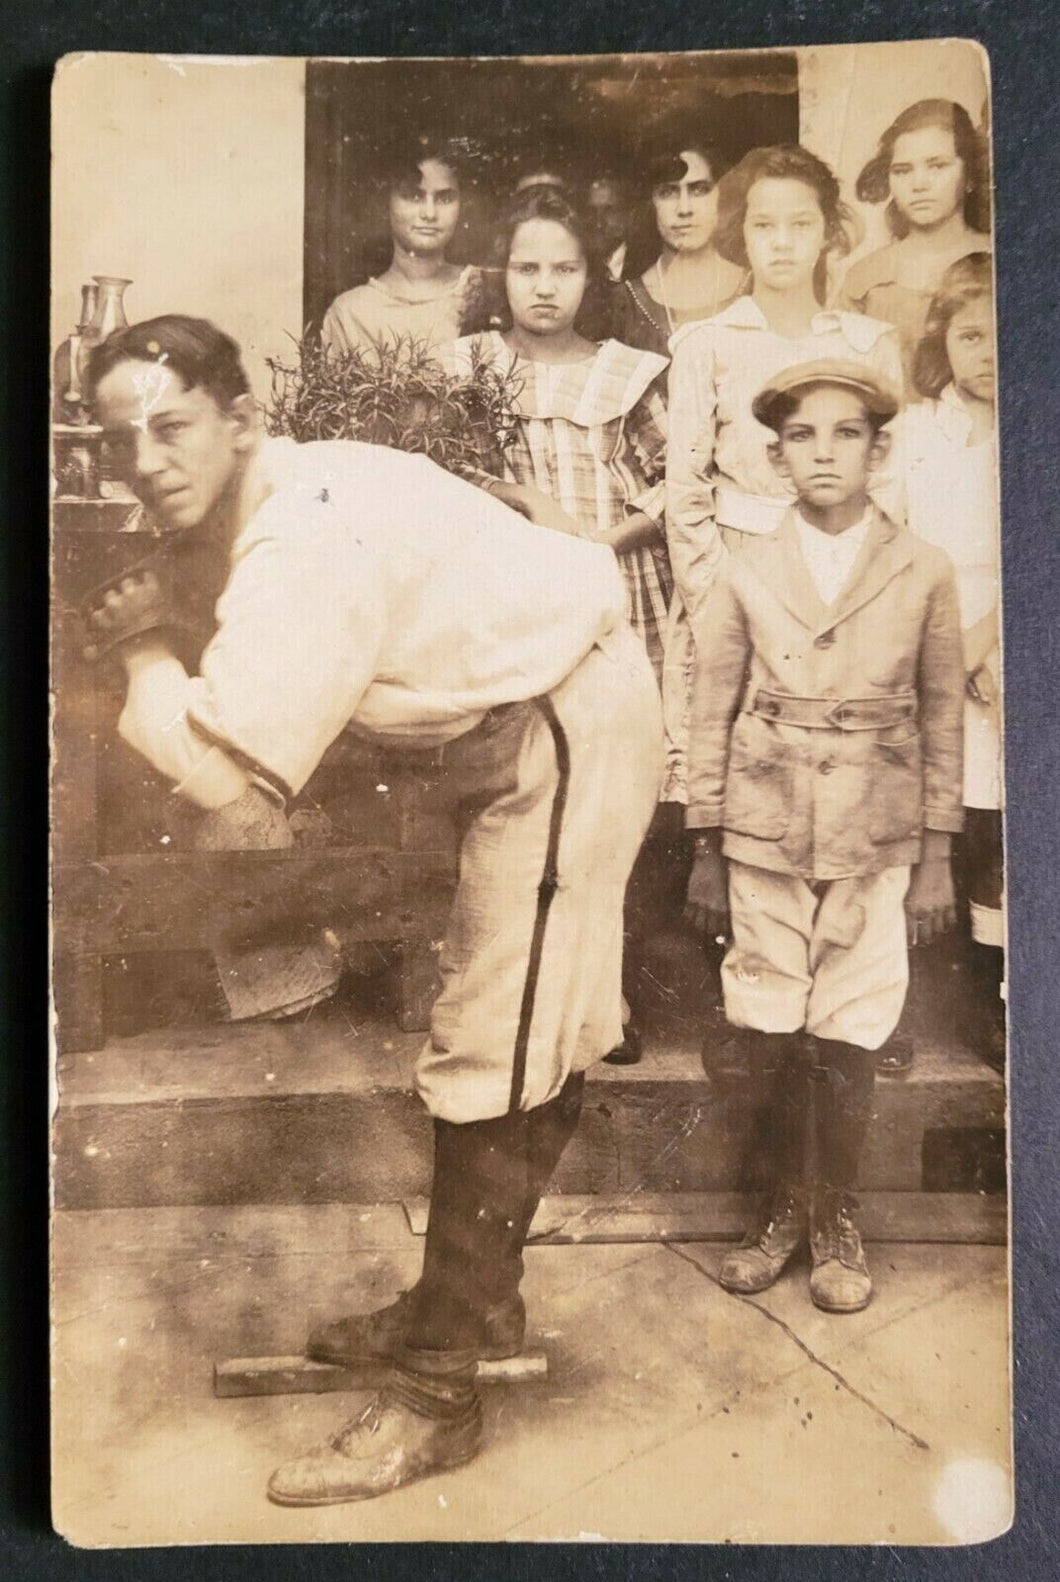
51,1203,1012,1548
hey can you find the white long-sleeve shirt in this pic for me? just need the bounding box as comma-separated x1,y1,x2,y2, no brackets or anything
119,437,628,805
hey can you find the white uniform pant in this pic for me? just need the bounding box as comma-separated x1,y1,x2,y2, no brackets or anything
416,625,663,1123
723,861,911,1052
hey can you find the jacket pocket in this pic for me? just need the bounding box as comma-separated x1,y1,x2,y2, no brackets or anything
724,730,792,841
868,731,922,845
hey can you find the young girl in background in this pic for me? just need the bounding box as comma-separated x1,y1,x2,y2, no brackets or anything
664,144,904,801
839,100,991,381
900,253,1004,1068
611,141,747,359
322,137,487,358
451,186,674,1063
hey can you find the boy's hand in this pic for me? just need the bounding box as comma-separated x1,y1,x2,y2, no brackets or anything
905,831,956,946
684,842,730,940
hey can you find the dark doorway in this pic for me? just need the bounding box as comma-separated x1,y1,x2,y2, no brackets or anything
303,51,800,334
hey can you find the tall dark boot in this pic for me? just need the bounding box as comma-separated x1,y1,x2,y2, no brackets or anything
271,1109,530,1506
307,1075,586,1369
809,1039,876,1313
491,1070,586,1341
719,1033,810,1295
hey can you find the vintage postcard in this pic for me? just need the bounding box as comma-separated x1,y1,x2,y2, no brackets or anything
50,41,1010,1545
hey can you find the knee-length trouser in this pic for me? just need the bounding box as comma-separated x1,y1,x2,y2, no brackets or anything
722,861,912,1053
415,625,664,1123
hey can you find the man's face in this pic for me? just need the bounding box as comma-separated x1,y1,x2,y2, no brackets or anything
95,359,250,531
588,178,627,249
774,386,882,517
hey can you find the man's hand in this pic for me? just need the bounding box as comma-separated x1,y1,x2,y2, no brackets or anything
684,841,730,940
192,784,293,852
905,830,957,946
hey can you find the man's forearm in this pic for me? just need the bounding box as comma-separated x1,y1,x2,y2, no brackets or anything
119,640,250,809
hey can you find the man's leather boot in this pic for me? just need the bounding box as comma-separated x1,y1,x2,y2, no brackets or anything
277,1106,533,1505
307,1072,585,1369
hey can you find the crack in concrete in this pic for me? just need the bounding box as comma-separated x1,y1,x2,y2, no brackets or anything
664,1242,931,1452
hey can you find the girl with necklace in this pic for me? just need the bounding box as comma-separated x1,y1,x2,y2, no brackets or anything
611,142,747,359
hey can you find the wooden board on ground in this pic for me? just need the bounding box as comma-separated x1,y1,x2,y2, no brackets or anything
214,1351,548,1398
402,1191,1007,1245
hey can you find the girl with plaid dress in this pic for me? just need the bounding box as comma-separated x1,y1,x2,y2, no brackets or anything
451,186,674,681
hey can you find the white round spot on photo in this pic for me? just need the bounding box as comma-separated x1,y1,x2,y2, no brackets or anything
933,1458,1012,1543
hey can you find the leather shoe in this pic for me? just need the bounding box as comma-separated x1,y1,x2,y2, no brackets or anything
809,1188,873,1313
719,1184,806,1294
267,1387,482,1507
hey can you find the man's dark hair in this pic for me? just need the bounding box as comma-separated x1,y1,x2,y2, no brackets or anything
87,314,251,409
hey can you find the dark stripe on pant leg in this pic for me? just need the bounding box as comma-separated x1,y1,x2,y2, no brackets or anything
507,695,571,1115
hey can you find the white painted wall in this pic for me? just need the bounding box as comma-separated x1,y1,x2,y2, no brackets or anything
51,53,306,404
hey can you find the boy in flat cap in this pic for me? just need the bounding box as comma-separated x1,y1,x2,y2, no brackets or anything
683,359,964,1311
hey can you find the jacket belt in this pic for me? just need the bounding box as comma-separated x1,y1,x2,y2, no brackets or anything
749,690,917,730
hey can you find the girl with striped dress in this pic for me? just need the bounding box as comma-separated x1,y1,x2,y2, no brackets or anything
451,185,674,682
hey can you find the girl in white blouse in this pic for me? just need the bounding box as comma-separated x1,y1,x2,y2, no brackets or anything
662,144,903,804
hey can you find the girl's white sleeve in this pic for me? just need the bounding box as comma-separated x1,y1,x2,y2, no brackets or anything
665,331,725,624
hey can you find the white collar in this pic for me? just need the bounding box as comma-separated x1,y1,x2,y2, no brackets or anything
709,294,889,354
795,503,874,545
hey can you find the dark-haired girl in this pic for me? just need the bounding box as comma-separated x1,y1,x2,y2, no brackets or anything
665,144,902,801
898,253,1004,1067
322,138,487,357
453,186,673,679
611,143,746,359
838,100,991,381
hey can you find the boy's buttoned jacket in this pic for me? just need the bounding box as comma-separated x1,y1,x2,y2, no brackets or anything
686,506,965,881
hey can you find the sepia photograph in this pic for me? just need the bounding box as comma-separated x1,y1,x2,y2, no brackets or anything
49,40,1010,1546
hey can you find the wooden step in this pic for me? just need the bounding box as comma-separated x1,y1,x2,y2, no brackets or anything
53,994,1005,1213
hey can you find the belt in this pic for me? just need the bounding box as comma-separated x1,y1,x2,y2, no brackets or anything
749,690,917,731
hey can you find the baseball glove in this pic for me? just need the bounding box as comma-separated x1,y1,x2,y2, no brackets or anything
80,533,230,668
